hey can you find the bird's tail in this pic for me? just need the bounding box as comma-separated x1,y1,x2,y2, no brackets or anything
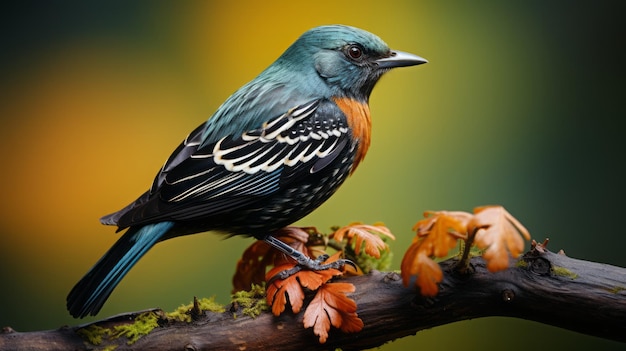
67,221,175,318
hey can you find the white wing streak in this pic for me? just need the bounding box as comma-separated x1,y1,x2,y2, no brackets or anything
168,168,215,185
212,100,347,175
161,99,349,205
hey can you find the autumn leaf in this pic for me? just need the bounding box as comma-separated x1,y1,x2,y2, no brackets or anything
266,264,306,315
400,237,445,295
331,222,395,259
265,254,343,316
406,251,443,296
232,240,273,293
469,206,531,272
264,251,363,343
413,211,469,256
414,211,471,236
302,282,363,344
401,211,471,295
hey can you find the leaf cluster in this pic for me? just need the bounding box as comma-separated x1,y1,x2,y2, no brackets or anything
232,224,393,343
231,206,529,343
401,205,531,295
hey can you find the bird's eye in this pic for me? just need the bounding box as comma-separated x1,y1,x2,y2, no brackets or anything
346,45,363,60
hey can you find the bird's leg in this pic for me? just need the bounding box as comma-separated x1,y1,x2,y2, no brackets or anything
263,235,356,281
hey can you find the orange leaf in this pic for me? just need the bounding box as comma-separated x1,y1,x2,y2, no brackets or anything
266,264,306,315
232,240,273,293
265,254,343,316
470,206,531,272
401,248,443,296
412,211,469,257
331,222,395,258
413,211,471,239
298,268,342,291
401,211,470,295
302,282,363,343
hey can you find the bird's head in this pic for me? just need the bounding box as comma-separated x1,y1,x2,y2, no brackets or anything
274,25,427,101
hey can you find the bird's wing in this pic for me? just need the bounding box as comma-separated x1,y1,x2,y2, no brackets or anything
108,98,352,228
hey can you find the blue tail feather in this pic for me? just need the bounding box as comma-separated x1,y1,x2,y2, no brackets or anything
67,221,174,318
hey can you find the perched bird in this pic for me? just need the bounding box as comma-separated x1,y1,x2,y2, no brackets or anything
67,24,426,318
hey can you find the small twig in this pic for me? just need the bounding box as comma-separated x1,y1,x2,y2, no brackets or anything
455,227,478,274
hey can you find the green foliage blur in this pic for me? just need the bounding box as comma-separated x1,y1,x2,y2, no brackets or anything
0,1,624,350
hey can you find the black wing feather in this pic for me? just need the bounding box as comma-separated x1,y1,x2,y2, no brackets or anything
106,99,352,229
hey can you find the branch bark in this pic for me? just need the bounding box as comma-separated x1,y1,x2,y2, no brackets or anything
2,246,625,351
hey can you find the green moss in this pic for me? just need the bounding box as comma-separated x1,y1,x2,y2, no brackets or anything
231,284,268,318
112,311,159,345
167,305,193,323
551,266,578,279
166,296,225,323
199,297,225,312
515,260,529,268
76,311,159,348
76,324,111,346
364,245,393,273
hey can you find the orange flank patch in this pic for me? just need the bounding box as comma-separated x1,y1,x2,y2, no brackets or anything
332,97,371,173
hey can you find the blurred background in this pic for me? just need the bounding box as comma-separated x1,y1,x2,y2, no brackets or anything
1,1,624,349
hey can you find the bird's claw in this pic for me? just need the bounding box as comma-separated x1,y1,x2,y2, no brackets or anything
267,256,357,284
314,254,330,263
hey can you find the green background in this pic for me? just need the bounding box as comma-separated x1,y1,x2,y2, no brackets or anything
1,1,624,349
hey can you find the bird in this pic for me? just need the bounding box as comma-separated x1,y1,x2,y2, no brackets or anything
67,24,427,318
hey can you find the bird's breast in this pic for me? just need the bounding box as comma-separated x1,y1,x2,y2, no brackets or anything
331,97,371,174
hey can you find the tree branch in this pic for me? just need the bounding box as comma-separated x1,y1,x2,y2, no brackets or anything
2,246,625,351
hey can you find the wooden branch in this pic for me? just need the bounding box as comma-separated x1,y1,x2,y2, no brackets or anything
2,246,625,351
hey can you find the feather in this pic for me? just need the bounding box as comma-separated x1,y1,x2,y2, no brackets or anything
67,222,175,318
106,99,353,230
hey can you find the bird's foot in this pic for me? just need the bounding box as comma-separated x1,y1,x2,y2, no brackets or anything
269,254,357,282
263,234,357,283
276,254,356,279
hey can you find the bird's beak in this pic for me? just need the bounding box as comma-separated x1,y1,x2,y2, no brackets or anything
376,50,428,69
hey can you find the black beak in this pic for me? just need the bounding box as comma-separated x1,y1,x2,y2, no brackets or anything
376,50,428,69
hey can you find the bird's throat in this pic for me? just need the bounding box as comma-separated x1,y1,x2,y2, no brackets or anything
332,97,371,174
